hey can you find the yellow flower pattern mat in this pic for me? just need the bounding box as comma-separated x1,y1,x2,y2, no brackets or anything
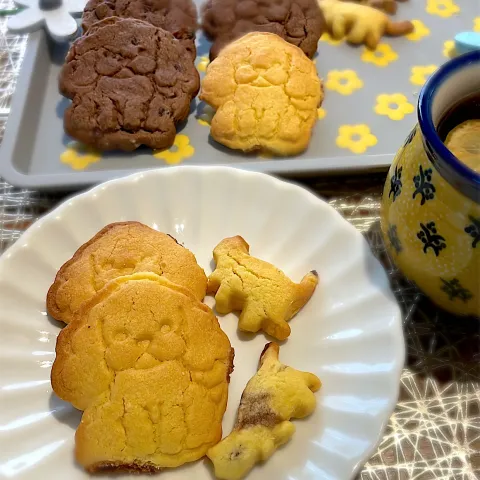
59,0,476,170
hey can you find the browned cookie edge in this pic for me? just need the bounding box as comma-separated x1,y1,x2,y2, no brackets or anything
46,221,167,323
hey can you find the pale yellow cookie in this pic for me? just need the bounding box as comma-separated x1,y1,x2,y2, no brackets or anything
340,0,401,15
51,272,234,473
319,0,413,49
47,221,207,323
199,32,323,156
208,236,318,340
207,342,321,480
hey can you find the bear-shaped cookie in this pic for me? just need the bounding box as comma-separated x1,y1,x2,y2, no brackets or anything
47,221,207,324
59,17,199,151
319,0,413,49
199,32,323,156
207,342,321,480
51,272,234,472
207,236,318,340
201,0,326,60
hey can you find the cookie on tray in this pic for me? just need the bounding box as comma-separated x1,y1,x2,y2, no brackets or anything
319,0,413,49
339,0,403,15
200,33,324,157
51,272,234,473
207,235,318,340
47,221,207,324
207,342,320,480
59,17,199,152
202,0,325,59
82,0,198,57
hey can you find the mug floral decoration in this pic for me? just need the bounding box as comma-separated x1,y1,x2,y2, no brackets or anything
381,51,480,317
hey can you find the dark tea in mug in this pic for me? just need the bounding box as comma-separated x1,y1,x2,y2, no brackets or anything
437,92,480,173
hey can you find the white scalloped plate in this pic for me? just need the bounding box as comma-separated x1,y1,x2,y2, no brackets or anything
0,166,404,480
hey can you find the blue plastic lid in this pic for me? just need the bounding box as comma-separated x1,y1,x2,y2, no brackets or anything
455,32,480,56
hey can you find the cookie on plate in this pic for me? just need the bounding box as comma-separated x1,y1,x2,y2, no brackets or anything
51,272,234,473
200,32,323,157
207,342,320,480
47,221,207,324
60,17,199,152
82,0,198,58
207,235,318,340
202,0,325,59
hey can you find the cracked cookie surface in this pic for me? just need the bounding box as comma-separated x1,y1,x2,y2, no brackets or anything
207,236,318,340
199,32,323,156
60,17,199,152
207,342,320,480
202,0,325,60
47,221,207,324
82,0,198,57
51,272,234,472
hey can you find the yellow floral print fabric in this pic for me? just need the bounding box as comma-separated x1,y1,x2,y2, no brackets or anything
319,32,344,46
426,0,460,18
361,43,398,67
197,56,210,73
317,108,327,120
153,135,195,165
60,143,101,171
405,20,431,42
410,65,438,86
474,17,480,32
336,125,378,154
375,94,414,121
443,40,456,58
325,70,364,95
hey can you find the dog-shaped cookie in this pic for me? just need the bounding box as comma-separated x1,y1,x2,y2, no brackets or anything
199,32,323,156
51,273,234,472
208,236,318,340
207,342,321,480
47,222,207,324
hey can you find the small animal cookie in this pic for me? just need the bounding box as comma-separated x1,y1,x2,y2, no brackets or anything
200,32,323,156
319,0,413,49
207,342,321,480
207,236,318,340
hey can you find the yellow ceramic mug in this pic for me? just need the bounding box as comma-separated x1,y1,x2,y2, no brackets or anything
381,51,479,317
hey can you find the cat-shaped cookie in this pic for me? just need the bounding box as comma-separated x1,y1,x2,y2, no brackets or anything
208,236,318,340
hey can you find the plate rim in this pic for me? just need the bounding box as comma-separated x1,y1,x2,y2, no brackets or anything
0,165,405,479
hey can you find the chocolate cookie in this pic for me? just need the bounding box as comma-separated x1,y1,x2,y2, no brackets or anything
82,0,198,57
202,0,325,59
59,17,199,152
